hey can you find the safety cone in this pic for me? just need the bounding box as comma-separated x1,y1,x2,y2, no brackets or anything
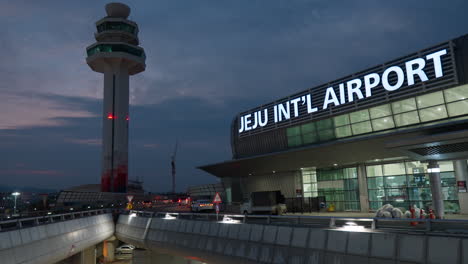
428,209,436,219
410,207,418,226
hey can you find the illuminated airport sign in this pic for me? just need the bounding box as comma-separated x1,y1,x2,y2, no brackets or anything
238,49,450,134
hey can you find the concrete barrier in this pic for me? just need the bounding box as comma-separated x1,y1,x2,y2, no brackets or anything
116,214,468,264
0,214,114,264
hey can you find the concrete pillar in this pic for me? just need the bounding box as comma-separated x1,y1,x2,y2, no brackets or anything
357,164,369,212
80,246,96,264
221,177,243,203
103,236,117,262
454,160,468,214
428,160,445,219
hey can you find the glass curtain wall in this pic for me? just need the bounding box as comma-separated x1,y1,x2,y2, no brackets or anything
315,167,360,211
287,84,468,148
301,168,318,198
367,161,459,212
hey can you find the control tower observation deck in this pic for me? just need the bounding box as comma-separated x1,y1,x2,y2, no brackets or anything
86,3,146,193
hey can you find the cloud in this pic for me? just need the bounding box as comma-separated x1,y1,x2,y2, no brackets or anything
143,143,160,149
0,169,64,176
65,138,101,146
0,92,96,130
1,0,468,192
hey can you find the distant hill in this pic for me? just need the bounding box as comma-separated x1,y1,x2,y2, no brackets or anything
0,185,58,193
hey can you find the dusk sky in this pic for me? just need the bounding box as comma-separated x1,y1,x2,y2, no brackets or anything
1,0,468,192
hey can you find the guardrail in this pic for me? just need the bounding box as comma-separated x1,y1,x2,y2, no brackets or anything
124,210,468,235
0,209,111,232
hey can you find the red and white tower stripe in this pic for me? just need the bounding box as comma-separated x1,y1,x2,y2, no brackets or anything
86,3,146,192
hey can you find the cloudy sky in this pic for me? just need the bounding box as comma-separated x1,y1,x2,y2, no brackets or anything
1,0,468,192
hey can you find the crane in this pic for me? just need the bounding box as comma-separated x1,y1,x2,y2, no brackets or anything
171,140,178,194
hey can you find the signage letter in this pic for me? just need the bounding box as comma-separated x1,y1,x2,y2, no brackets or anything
258,109,268,127
278,102,291,121
339,83,346,104
306,94,318,113
244,114,252,131
364,73,380,97
347,79,364,102
251,112,259,130
274,105,278,123
238,116,244,133
405,58,428,85
290,98,301,117
382,66,405,91
426,49,447,78
323,87,340,109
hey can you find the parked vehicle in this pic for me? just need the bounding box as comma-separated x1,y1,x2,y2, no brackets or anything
191,199,214,212
241,191,287,215
116,244,135,254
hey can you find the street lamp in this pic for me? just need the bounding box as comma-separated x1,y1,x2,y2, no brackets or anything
12,192,20,215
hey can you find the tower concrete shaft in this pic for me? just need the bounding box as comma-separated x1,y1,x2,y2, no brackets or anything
86,3,146,192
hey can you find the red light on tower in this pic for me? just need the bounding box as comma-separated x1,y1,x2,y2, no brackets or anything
107,114,114,119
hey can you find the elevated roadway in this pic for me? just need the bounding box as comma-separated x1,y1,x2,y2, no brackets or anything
116,211,468,264
0,209,114,264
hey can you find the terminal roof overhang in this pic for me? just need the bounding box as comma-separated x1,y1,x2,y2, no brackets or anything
199,119,468,178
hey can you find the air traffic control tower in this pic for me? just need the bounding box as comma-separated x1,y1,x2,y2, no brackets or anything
86,3,146,192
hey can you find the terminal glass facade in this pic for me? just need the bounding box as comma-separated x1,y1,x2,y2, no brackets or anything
302,167,360,211
366,161,459,212
302,160,459,212
287,84,468,148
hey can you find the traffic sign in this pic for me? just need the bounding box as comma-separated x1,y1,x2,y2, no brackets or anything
213,192,222,204
126,195,134,202
215,204,220,214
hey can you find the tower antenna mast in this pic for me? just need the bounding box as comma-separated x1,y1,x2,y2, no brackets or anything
171,140,178,194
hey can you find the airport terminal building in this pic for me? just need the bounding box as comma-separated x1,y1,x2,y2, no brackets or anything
200,34,468,214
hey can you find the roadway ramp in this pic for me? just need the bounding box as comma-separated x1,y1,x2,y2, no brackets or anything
0,213,114,264
116,213,468,264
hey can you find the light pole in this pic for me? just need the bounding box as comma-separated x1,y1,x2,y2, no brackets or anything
12,192,20,215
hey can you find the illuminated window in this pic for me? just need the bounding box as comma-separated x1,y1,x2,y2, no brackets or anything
302,133,318,144
392,98,417,114
416,91,444,108
418,105,448,122
371,117,395,131
87,44,145,58
335,125,352,138
333,114,350,126
447,101,468,117
316,167,359,211
350,109,370,123
383,163,405,176
285,85,468,150
366,161,459,212
444,84,468,102
316,118,333,130
97,21,136,34
318,128,335,141
351,121,372,135
369,104,392,119
394,111,420,126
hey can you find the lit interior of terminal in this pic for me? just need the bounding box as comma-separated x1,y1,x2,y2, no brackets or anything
200,34,468,215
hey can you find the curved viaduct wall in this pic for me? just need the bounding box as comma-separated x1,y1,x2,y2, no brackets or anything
116,214,468,264
0,214,114,264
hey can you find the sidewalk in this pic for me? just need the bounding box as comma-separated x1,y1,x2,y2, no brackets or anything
286,211,468,220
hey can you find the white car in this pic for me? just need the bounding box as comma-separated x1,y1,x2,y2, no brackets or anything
116,244,135,254
191,200,214,212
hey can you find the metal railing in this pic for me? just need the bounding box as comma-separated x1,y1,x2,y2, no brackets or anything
124,210,468,235
0,209,111,232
